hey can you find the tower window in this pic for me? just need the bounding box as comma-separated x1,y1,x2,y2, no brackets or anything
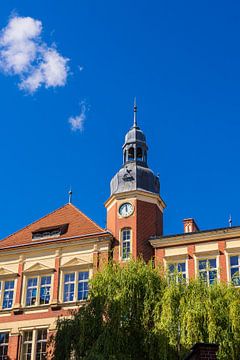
128,147,134,161
136,147,143,161
121,228,131,260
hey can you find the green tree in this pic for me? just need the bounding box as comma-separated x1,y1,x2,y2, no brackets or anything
53,259,240,360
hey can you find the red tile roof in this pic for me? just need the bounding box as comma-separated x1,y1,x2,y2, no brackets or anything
0,203,108,249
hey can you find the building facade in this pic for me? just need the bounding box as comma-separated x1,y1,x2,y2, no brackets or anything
0,105,239,359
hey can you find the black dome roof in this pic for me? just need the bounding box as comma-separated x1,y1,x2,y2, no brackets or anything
124,126,146,145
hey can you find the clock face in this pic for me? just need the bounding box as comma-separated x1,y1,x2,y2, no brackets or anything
119,202,134,217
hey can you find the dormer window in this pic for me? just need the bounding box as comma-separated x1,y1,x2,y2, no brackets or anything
32,224,68,240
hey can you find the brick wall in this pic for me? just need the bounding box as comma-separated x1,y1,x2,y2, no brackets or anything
137,200,163,262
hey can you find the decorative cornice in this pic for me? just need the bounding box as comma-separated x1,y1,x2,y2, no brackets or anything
0,267,18,278
23,262,55,274
105,189,166,211
60,257,92,269
150,226,240,249
0,232,112,256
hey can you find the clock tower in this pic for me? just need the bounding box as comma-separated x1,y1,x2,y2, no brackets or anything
105,103,166,262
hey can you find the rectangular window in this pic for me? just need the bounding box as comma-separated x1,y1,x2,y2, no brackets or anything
2,281,14,309
40,277,51,305
168,262,186,282
78,272,89,301
22,329,47,360
198,258,217,285
0,280,15,310
122,229,131,260
230,255,240,286
63,271,89,302
64,273,75,302
26,278,38,306
26,276,51,306
36,329,47,360
0,333,9,360
22,331,33,360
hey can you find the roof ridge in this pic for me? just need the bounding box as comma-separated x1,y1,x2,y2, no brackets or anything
0,203,72,242
67,203,104,232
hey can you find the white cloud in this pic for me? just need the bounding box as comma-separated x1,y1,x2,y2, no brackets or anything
68,103,87,132
0,15,69,93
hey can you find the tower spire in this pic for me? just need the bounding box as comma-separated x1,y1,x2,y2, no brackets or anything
133,97,137,127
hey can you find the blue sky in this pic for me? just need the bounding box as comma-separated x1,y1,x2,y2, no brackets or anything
0,1,240,238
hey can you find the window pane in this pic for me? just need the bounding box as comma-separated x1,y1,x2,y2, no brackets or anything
199,260,207,270
22,331,33,360
231,268,240,285
78,272,89,301
178,262,186,272
168,264,175,273
23,331,32,342
209,270,217,284
41,276,51,285
230,256,239,267
64,273,75,302
36,329,47,360
78,272,89,281
2,281,14,309
200,271,207,282
40,276,51,305
0,332,9,360
26,287,37,306
209,259,216,269
122,229,131,260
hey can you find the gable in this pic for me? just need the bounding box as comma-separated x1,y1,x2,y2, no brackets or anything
23,262,54,274
0,203,106,249
61,257,91,268
0,267,17,277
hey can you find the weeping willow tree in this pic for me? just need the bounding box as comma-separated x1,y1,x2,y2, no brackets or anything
53,259,240,360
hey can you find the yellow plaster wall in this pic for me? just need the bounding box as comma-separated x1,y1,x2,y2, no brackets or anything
165,246,188,257
226,239,240,251
195,242,218,254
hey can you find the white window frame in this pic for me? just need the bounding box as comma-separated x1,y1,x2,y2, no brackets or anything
120,228,132,261
0,278,16,310
195,255,219,285
0,332,9,360
21,328,48,360
228,253,240,286
61,269,90,303
166,259,188,282
23,274,53,307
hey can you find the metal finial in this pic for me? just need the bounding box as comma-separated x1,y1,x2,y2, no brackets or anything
68,188,73,204
133,97,137,127
229,214,232,228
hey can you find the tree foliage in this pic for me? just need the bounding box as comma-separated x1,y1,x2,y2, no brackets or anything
53,260,240,360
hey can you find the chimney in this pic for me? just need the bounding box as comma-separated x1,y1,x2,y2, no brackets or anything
184,343,219,360
183,218,199,234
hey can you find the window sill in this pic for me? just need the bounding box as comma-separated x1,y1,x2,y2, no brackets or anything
61,300,88,307
23,304,50,311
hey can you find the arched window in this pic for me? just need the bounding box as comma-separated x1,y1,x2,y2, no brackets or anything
128,147,134,161
121,228,131,260
136,147,143,161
